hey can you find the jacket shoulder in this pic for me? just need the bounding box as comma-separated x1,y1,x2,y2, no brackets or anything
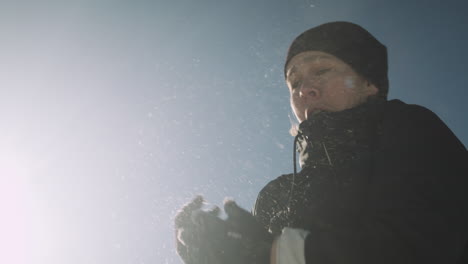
384,99,445,125
381,99,466,150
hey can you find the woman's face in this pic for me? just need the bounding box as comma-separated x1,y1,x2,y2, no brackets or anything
286,51,378,122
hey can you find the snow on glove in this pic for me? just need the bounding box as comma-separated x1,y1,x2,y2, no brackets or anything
192,199,274,264
174,196,222,264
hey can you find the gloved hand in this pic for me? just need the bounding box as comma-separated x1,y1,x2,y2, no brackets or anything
174,197,273,264
191,199,274,264
174,196,222,264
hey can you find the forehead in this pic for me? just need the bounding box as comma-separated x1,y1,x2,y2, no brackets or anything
286,51,340,77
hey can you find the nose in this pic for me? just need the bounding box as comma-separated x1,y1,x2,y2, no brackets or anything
299,84,320,100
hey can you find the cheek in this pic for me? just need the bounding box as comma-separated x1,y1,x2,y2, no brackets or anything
343,76,357,89
326,76,360,97
290,94,300,110
289,97,304,121
322,79,347,98
289,89,301,102
289,92,306,115
321,80,354,109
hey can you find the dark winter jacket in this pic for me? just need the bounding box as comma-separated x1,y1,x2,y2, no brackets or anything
253,99,468,264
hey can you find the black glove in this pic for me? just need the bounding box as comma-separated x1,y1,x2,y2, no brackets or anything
174,196,222,264
192,199,274,264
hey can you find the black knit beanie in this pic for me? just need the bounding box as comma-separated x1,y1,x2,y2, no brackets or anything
284,21,388,99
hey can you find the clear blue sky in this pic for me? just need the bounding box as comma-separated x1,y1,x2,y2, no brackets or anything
1,1,466,263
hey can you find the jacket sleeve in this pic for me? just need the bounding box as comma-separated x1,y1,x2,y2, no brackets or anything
294,104,468,264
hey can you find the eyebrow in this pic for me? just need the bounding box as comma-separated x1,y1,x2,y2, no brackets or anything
286,54,334,78
302,54,333,63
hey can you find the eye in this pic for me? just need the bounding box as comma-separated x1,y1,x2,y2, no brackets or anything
315,68,332,76
290,79,302,90
287,73,302,90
